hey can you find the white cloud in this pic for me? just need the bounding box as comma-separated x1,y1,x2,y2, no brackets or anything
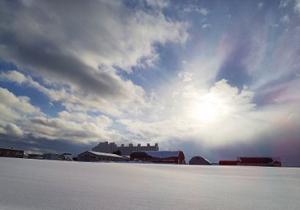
1,0,299,158
183,5,209,16
199,8,209,16
25,112,119,143
5,123,23,137
201,23,211,29
0,87,122,143
0,71,27,83
295,0,300,14
0,87,40,136
0,0,187,73
145,0,169,9
0,0,187,117
0,70,147,117
0,87,40,117
119,76,300,149
279,0,290,8
119,79,258,145
280,15,290,23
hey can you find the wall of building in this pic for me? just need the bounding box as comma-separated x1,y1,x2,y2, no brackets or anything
77,151,126,162
0,148,24,158
92,142,159,155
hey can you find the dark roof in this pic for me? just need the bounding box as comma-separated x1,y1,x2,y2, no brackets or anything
0,147,24,153
189,156,211,165
238,157,274,164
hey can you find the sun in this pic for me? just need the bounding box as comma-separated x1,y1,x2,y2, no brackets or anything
186,93,231,124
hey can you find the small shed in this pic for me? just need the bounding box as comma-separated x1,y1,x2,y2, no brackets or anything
189,156,211,165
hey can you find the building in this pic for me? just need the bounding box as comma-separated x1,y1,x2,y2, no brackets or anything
238,157,281,167
42,153,73,161
27,153,44,159
43,153,61,160
92,141,159,156
219,160,239,165
189,156,211,165
77,151,128,162
0,147,24,158
219,157,281,167
130,151,185,164
59,153,73,161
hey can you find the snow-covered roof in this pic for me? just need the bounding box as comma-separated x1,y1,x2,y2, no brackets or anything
86,151,125,158
145,151,181,158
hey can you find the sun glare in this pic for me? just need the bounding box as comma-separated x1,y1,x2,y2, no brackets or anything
187,93,231,123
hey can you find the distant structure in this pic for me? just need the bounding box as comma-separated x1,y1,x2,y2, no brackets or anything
219,160,239,165
0,147,24,158
27,153,44,159
189,156,211,165
43,153,61,160
130,151,185,164
238,157,281,167
92,141,159,156
219,157,281,167
42,153,73,161
77,151,128,162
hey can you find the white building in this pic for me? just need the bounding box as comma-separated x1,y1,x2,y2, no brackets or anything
92,141,159,156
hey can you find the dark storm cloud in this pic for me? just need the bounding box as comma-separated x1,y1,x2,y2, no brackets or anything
0,134,93,155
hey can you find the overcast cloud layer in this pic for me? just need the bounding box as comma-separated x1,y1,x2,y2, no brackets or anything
0,0,300,166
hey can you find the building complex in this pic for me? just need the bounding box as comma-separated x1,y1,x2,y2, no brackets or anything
92,141,159,156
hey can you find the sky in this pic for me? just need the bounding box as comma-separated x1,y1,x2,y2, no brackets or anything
0,0,300,166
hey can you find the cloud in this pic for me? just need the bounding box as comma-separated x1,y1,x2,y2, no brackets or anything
0,0,187,104
183,5,209,16
0,70,147,116
118,76,300,165
0,87,40,119
25,111,119,143
280,15,290,23
201,23,211,29
0,87,40,136
279,0,290,8
119,80,258,144
295,0,300,14
1,0,300,166
258,2,264,9
145,0,169,9
0,70,27,83
198,8,209,16
210,24,266,88
5,123,23,137
0,87,122,143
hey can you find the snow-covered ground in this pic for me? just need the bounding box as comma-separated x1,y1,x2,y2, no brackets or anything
0,158,299,210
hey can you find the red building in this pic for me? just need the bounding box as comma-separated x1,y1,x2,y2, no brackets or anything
130,151,185,164
0,148,24,158
219,160,239,165
219,157,281,167
238,157,281,167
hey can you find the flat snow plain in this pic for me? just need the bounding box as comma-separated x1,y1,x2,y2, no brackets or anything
0,158,299,210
